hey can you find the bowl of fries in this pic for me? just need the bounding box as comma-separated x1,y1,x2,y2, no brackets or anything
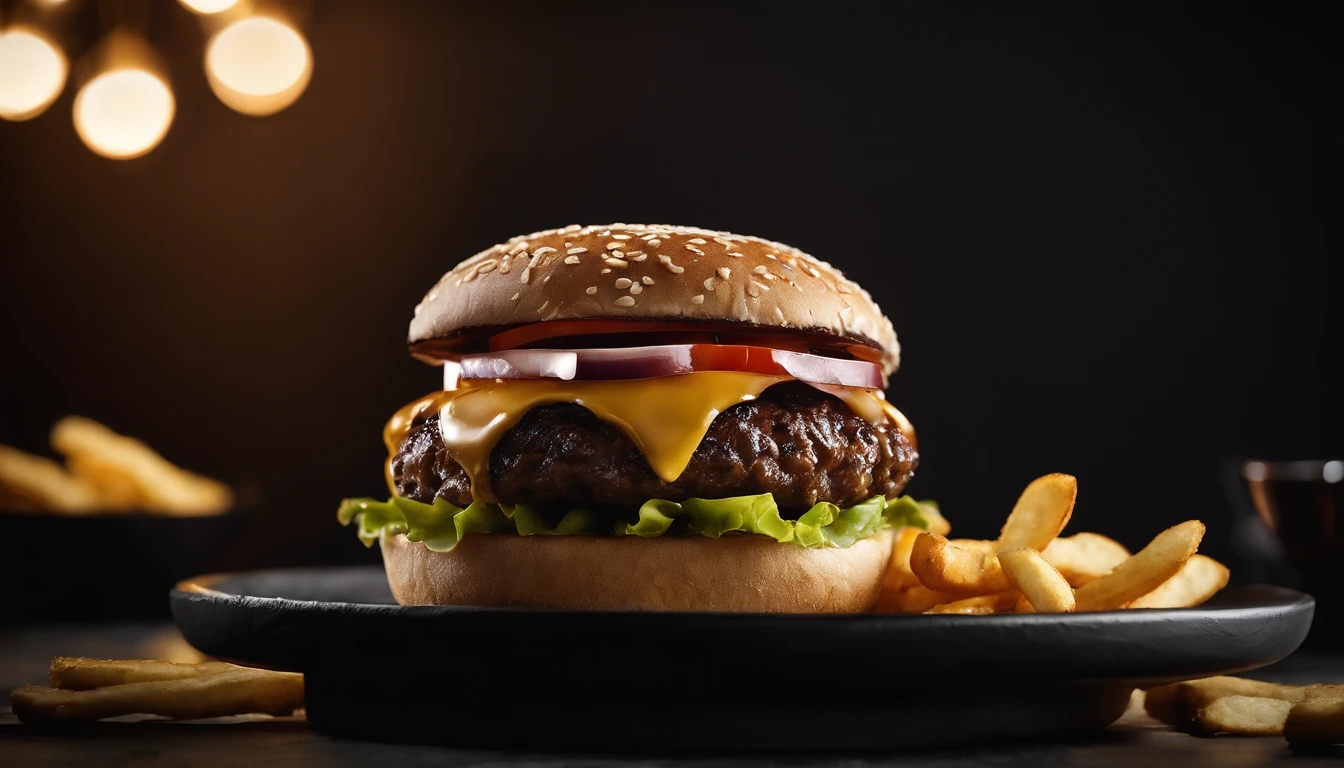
0,416,247,621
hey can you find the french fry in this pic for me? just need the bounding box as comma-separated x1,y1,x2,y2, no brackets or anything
880,527,923,594
923,505,952,537
1195,695,1295,736
1143,676,1324,727
871,585,956,614
0,444,99,512
995,473,1077,550
910,532,1010,595
1041,532,1130,586
925,592,1019,615
11,668,304,725
50,658,236,690
997,548,1075,613
1073,521,1204,612
1285,697,1344,745
51,416,232,515
1129,555,1230,609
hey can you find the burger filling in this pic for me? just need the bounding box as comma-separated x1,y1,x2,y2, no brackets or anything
340,347,931,552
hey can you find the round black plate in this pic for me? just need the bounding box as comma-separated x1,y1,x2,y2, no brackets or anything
170,566,1314,750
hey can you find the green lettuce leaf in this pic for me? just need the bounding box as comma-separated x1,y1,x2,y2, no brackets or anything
339,492,933,553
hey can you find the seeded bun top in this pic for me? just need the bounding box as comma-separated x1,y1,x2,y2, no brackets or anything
409,224,901,376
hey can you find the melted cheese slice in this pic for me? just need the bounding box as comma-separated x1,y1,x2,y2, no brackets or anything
384,372,909,503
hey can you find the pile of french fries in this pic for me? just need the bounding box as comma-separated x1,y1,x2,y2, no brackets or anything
1145,676,1344,744
10,657,304,725
0,416,232,516
874,473,1230,614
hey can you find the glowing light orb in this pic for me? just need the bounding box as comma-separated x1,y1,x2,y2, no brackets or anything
73,69,175,159
206,17,311,116
0,30,67,121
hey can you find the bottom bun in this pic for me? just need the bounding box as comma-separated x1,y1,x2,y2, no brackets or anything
380,530,894,613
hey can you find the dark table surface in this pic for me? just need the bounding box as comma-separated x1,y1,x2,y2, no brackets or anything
2,622,1343,767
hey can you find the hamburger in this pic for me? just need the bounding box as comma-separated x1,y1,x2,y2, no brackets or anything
338,223,937,612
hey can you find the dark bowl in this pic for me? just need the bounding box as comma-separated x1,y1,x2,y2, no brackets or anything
0,507,252,625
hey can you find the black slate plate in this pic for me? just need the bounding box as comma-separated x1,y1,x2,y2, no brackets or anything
171,566,1314,750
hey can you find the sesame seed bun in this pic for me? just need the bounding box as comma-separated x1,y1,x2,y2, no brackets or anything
380,529,894,613
409,224,901,376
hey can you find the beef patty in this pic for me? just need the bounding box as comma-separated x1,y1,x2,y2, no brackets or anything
390,381,918,512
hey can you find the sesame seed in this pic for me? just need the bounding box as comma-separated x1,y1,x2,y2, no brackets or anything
533,246,557,256
567,247,588,255
563,255,580,265
605,258,628,268
499,262,512,274
508,242,528,255
685,244,704,255
607,242,623,250
763,272,777,280
746,283,759,298
838,284,853,294
629,283,643,295
774,307,786,323
648,239,662,247
750,279,770,293
626,250,644,258
687,238,707,245
728,251,744,258
691,294,705,305
601,268,612,274
778,261,794,273
807,266,821,278
511,292,521,301
564,242,573,248
477,260,497,274
614,296,636,307
542,274,552,283
538,300,550,312
615,278,633,289
463,270,478,283
765,253,779,261
703,277,718,291
630,253,648,262
612,234,631,240
528,253,543,268
712,237,733,246
520,267,531,284
585,286,598,295
717,267,731,279
753,265,768,275
641,276,654,285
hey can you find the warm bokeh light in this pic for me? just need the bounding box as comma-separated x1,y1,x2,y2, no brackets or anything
206,16,312,116
178,0,239,14
0,29,67,121
73,69,175,159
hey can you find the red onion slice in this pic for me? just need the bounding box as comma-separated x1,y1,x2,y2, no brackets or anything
455,344,883,389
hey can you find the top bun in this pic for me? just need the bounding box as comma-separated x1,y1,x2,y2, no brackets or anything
409,224,900,376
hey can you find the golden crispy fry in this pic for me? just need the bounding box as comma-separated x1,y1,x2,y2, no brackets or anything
925,592,1019,615
871,585,957,614
1285,696,1344,745
51,416,232,515
11,668,304,725
997,548,1075,613
923,505,951,537
996,473,1077,550
50,658,235,690
1129,555,1231,609
1041,532,1130,586
66,454,148,509
948,538,995,553
1073,521,1204,612
881,528,923,594
1195,695,1295,736
1144,676,1314,727
0,444,99,512
910,532,1011,595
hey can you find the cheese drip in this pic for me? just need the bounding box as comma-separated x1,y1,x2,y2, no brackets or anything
383,372,909,503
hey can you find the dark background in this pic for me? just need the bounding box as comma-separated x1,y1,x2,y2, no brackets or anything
1,1,1339,575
